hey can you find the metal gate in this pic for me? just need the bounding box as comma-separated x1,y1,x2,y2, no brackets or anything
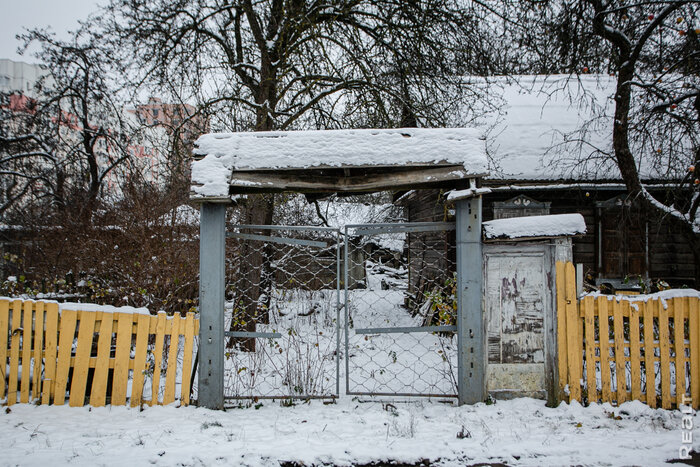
343,222,458,398
224,225,341,400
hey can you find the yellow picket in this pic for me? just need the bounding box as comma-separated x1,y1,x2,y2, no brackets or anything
163,316,180,405
181,313,196,406
150,312,167,405
111,313,134,406
690,298,700,408
69,312,96,407
674,298,686,408
583,296,597,403
598,297,611,403
19,301,33,403
564,262,580,401
613,299,626,404
8,300,22,405
642,301,656,408
0,300,9,401
89,313,114,407
659,301,671,409
41,303,59,405
53,309,78,406
555,261,568,400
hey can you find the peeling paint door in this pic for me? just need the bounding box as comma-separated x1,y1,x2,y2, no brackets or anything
484,248,550,398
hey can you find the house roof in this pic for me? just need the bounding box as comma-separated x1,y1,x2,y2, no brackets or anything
190,128,487,201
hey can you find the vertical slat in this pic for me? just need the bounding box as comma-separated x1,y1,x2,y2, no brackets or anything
564,262,580,402
53,309,78,406
598,297,611,403
629,301,641,402
130,314,151,407
68,312,96,407
41,303,59,405
555,261,568,400
659,300,672,409
613,299,626,404
690,298,700,410
181,313,196,406
32,302,45,402
643,300,656,408
150,313,167,405
583,296,597,403
8,300,22,405
0,299,9,401
90,313,114,407
111,313,134,406
20,301,33,403
674,297,686,408
163,316,180,405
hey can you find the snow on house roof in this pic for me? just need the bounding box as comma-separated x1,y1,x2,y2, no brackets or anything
483,75,676,183
191,128,488,200
483,213,586,240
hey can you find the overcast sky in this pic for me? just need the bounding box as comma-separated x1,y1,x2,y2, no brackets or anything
0,0,103,62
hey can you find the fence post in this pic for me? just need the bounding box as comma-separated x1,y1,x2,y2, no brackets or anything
456,195,485,405
198,202,226,409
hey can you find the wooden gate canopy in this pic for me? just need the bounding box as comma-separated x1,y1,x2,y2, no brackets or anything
190,128,488,201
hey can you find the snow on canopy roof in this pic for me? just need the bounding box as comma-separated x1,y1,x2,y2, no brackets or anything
191,128,487,200
483,213,586,240
483,75,675,183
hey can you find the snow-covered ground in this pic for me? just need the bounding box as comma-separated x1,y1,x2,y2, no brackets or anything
1,397,696,466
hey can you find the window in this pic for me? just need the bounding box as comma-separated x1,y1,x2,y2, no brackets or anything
493,195,550,219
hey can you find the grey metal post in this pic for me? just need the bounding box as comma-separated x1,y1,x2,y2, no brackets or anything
456,196,485,405
198,202,226,409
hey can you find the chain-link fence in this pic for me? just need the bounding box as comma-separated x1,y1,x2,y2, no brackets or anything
344,223,458,398
224,225,341,400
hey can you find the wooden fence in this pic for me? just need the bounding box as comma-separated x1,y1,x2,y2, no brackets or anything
0,299,198,407
557,262,700,409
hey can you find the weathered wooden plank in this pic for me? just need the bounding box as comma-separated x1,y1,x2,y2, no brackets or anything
643,300,656,408
7,300,22,405
583,296,597,403
90,312,114,407
613,299,626,404
629,301,641,402
111,313,134,406
674,298,686,408
556,261,568,398
163,316,181,405
20,301,33,403
41,303,59,405
32,301,44,402
598,297,612,404
69,312,96,407
690,298,700,409
130,314,151,407
565,262,581,402
150,313,167,405
181,313,196,406
659,301,671,409
53,309,78,406
0,299,9,401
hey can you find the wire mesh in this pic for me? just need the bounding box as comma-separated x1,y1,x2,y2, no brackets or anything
224,225,340,400
344,223,458,397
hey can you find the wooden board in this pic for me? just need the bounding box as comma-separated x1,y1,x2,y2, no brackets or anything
90,313,114,407
643,300,656,408
659,301,671,409
32,302,45,402
53,309,78,406
565,262,580,401
690,298,700,409
555,261,568,400
0,300,9,401
598,297,612,404
69,312,96,407
150,313,167,405
130,314,151,407
111,313,133,406
181,313,196,406
674,298,686,408
8,300,22,405
629,301,641,402
583,296,597,403
613,299,626,404
163,316,180,405
20,301,33,403
42,303,59,405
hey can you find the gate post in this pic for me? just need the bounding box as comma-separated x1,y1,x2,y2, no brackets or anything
198,202,226,409
456,196,486,405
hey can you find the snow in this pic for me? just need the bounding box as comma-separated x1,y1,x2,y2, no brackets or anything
1,398,695,466
483,213,587,240
191,128,488,199
0,297,152,315
584,288,700,309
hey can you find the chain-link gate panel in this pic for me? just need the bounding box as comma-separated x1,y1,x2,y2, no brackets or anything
344,223,458,398
225,225,341,400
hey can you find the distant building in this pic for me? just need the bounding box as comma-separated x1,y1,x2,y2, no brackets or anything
0,59,50,97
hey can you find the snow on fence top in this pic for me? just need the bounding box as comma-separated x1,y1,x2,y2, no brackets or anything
191,128,487,200
483,213,586,240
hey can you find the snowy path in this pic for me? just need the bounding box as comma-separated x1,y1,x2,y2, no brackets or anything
1,398,696,466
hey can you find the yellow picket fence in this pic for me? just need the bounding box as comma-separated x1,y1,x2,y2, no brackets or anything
0,299,199,407
557,262,700,409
